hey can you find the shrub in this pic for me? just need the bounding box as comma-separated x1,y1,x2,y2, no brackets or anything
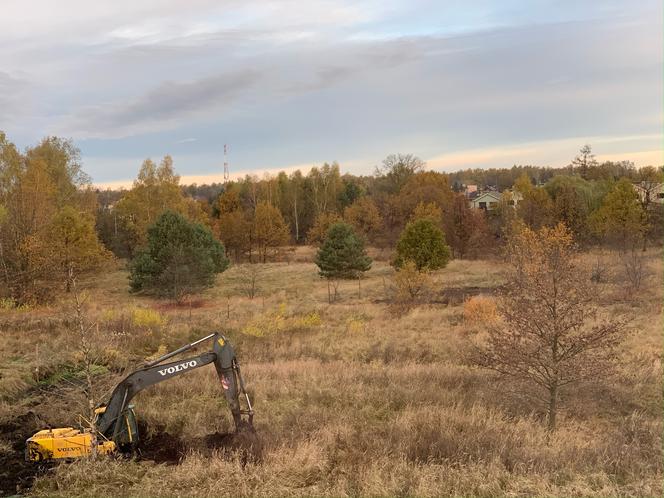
393,260,433,302
131,308,167,329
394,218,451,270
463,295,499,327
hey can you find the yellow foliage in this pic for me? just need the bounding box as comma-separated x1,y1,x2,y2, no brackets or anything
345,315,366,334
0,297,31,312
131,308,167,329
241,304,322,337
463,295,500,326
293,311,322,328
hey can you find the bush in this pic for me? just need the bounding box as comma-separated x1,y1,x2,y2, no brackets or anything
463,295,499,327
394,218,451,270
393,260,433,302
131,308,167,329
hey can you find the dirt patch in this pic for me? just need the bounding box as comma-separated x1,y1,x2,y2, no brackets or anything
434,286,501,305
138,422,263,465
151,299,210,312
197,427,263,464
137,427,187,464
0,412,52,497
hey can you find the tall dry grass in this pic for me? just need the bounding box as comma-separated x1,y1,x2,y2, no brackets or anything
1,250,661,497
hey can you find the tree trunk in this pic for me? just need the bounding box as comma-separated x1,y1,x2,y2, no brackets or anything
327,279,331,304
293,197,299,243
547,383,558,432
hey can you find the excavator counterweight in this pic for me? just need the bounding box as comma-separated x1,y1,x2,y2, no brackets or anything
25,333,253,462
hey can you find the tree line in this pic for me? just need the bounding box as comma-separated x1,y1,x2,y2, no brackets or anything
1,130,662,305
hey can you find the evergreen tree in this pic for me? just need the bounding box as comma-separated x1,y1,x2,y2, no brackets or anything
315,222,372,301
129,211,229,302
394,218,451,270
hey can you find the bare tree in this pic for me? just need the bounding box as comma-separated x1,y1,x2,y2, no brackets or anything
621,248,648,295
67,280,116,441
238,263,261,299
471,223,624,431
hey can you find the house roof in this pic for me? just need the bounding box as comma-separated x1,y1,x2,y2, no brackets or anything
472,191,501,203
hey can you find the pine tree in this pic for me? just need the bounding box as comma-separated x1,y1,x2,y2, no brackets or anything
315,222,372,302
129,211,229,303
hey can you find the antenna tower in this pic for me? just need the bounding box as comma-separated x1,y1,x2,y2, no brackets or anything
223,144,230,183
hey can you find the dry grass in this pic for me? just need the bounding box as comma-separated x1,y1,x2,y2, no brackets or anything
0,248,661,497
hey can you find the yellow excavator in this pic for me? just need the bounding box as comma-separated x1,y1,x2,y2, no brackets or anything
25,333,254,462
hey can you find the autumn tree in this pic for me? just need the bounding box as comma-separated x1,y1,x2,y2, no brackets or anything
514,173,553,229
35,206,110,292
0,132,100,303
544,175,595,241
315,222,372,302
115,156,206,255
590,178,646,251
399,171,454,219
471,223,623,431
445,193,487,258
343,197,383,243
375,153,425,194
410,201,442,223
307,162,343,215
216,210,251,262
253,201,289,263
307,211,342,246
130,211,229,303
394,218,451,271
635,166,664,250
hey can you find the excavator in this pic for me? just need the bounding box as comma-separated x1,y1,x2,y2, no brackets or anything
25,333,254,462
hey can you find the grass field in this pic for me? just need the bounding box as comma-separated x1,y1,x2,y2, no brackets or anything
0,248,661,497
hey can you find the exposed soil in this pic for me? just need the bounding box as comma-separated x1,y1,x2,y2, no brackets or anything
0,412,53,497
138,421,263,465
434,285,501,305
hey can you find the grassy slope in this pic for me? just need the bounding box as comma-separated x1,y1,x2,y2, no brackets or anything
0,249,661,497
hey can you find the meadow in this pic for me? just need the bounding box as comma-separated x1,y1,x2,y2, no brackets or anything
0,247,661,497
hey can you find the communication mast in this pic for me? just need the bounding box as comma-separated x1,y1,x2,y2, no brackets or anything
223,144,230,183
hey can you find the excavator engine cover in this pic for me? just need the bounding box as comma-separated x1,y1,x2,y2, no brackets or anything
25,428,116,462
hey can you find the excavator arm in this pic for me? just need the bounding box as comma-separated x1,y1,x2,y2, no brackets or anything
96,333,253,441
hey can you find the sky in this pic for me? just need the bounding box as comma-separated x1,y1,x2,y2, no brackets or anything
1,0,661,187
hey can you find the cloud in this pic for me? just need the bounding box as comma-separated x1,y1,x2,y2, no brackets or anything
61,69,262,138
1,0,661,181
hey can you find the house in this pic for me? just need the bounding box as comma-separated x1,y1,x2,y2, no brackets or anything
470,190,523,211
471,191,501,210
634,182,664,205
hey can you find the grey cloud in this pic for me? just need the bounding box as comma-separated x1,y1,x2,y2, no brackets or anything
64,69,261,137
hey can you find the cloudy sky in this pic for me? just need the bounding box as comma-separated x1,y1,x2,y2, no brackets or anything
1,0,661,186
